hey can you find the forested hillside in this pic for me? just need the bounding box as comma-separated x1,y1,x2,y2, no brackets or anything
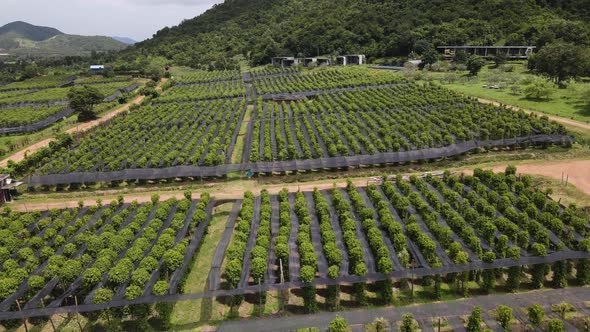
121,0,590,68
0,21,128,57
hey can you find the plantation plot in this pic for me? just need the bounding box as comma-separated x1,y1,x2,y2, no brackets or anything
0,105,70,128
0,75,75,91
158,80,246,101
0,89,39,102
174,69,242,84
246,84,567,162
74,76,132,84
216,169,590,293
249,66,300,78
252,67,404,95
2,170,590,319
36,98,247,173
0,193,212,314
26,81,573,186
0,88,70,106
0,80,140,134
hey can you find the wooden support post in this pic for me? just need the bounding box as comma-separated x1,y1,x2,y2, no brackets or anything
74,296,83,332
41,299,57,332
565,175,569,187
279,259,284,284
15,300,28,332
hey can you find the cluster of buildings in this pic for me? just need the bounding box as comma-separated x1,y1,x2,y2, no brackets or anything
271,46,536,68
271,54,366,68
437,46,536,60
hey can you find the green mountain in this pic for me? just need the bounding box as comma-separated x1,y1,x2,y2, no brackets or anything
0,21,128,57
0,21,62,44
124,0,590,68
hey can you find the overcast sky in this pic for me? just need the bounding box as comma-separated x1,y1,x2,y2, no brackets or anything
1,0,224,41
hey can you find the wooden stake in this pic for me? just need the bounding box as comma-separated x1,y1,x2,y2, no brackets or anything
15,300,28,332
41,299,57,332
562,172,564,184
279,259,284,284
74,296,83,332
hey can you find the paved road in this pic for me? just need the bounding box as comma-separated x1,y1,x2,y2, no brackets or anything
218,288,590,332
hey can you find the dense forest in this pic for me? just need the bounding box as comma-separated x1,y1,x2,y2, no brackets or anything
120,0,590,68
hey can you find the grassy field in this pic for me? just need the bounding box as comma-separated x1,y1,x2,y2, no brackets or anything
418,63,590,123
230,104,253,164
534,175,590,208
170,203,233,331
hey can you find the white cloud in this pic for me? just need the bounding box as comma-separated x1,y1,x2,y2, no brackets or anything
0,0,224,41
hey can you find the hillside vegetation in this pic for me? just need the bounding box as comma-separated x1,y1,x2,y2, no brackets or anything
0,21,62,48
0,21,128,57
122,0,590,68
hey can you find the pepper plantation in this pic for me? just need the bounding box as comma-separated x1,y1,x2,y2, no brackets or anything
0,168,589,323
4,66,573,189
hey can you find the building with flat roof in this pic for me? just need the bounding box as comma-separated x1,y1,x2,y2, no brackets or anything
89,65,105,72
437,46,536,59
271,57,294,67
303,57,332,67
336,54,366,66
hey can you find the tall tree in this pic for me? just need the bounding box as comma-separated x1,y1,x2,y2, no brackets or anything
466,55,486,76
528,41,590,85
67,86,104,122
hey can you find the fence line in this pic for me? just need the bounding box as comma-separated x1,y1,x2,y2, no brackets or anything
0,249,587,320
26,134,573,186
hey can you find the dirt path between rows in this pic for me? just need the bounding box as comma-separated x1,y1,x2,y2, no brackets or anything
10,159,590,212
477,98,590,131
0,95,146,168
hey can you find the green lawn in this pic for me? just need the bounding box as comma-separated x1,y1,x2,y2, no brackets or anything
420,63,590,123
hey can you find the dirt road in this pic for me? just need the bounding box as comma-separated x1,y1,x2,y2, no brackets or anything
9,178,376,212
9,159,590,212
0,95,145,168
477,98,590,131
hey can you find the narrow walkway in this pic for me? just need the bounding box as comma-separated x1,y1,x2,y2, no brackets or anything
218,287,590,332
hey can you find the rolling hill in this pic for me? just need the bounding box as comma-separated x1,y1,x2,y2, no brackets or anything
123,0,590,68
0,21,128,57
112,36,137,45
